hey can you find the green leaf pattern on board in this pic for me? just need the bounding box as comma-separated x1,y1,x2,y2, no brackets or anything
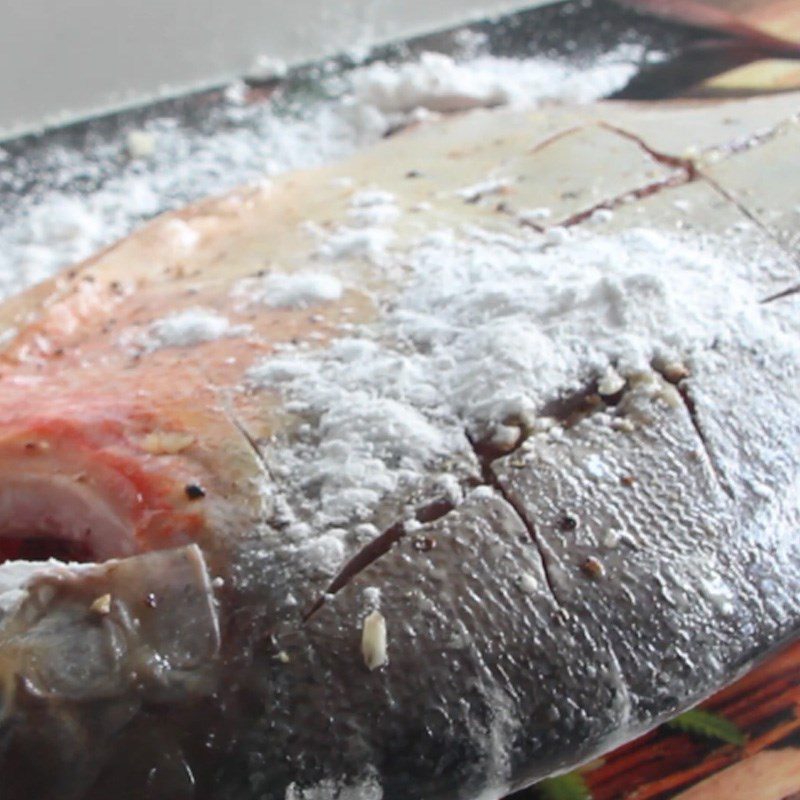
666,708,746,746
532,709,743,800
536,771,592,800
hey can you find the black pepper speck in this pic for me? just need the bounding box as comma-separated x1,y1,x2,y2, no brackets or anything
185,483,206,500
560,513,579,532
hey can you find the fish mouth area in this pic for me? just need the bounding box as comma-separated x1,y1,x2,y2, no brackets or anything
0,411,206,572
0,474,138,567
0,415,221,797
0,535,94,564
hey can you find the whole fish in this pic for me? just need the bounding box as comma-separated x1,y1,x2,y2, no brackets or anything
0,83,799,800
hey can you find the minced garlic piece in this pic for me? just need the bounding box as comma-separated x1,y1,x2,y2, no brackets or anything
598,366,625,397
658,383,683,409
661,361,690,383
361,610,388,671
90,594,112,615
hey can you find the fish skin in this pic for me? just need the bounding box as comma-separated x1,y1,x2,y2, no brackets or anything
0,94,798,799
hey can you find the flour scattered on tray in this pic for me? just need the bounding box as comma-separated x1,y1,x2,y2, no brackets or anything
0,42,648,304
126,130,157,159
348,47,643,116
245,55,289,82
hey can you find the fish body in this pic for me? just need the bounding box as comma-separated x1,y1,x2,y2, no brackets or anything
0,89,799,800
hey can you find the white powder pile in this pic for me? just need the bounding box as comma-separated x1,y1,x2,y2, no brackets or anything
347,189,400,227
0,41,648,305
348,46,645,116
0,558,93,615
315,225,397,265
233,271,344,309
300,188,401,268
130,307,247,351
248,223,788,542
251,330,467,531
0,560,43,615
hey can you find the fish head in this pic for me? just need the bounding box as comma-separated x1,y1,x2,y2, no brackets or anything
0,382,268,798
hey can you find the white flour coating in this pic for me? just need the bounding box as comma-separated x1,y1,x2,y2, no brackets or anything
349,52,509,114
0,560,44,615
128,307,248,351
249,224,790,536
233,271,344,309
347,189,400,227
246,55,290,82
0,43,647,306
456,177,514,202
284,775,383,800
0,558,92,615
348,47,643,115
298,188,400,270
312,224,396,265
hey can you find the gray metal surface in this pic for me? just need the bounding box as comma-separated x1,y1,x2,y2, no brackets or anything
0,0,567,139
0,0,698,232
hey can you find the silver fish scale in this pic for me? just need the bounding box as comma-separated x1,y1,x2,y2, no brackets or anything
221,493,626,799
